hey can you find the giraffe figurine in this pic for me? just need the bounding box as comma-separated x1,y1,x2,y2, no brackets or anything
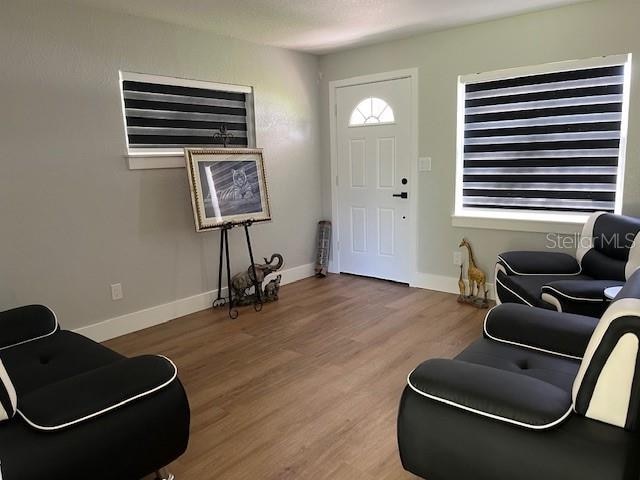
457,264,466,300
458,238,487,299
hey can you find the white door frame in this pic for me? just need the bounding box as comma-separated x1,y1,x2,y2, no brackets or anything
328,68,419,284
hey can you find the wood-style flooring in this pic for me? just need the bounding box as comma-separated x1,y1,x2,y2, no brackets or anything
106,273,489,479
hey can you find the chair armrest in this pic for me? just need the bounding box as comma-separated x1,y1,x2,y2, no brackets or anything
541,279,624,318
0,305,58,350
407,358,572,429
17,355,178,431
542,279,624,302
497,251,581,276
484,303,598,359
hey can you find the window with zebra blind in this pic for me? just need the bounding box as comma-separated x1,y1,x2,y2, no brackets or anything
455,55,631,223
120,72,255,155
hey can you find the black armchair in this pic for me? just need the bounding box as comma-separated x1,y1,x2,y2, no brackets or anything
0,304,190,480
398,270,640,480
495,212,640,317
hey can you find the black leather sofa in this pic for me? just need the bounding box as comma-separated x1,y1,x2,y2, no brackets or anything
0,304,190,480
495,212,640,317
398,270,640,480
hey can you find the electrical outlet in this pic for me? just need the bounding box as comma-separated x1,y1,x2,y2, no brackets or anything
453,251,463,266
110,283,123,301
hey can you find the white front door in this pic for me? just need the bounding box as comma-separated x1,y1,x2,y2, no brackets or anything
336,77,413,283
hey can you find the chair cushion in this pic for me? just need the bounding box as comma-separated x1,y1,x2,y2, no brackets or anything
456,338,580,392
18,355,177,431
542,279,624,302
543,279,625,302
581,249,628,281
541,279,624,317
497,273,592,309
0,331,123,396
0,359,17,422
407,339,580,430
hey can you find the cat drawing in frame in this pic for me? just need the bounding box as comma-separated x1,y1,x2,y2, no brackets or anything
220,167,254,201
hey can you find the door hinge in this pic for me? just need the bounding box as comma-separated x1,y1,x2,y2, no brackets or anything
335,175,339,186
336,240,340,251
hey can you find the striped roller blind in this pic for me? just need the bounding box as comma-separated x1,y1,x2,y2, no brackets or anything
121,72,254,153
461,57,630,214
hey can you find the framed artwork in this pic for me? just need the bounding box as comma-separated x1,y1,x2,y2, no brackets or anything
185,148,272,231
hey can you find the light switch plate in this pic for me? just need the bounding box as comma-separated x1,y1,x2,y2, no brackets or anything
418,157,432,172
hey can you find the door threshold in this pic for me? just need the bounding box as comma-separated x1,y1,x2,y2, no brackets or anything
339,272,409,286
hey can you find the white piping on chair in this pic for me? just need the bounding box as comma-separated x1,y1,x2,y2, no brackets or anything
406,368,574,430
494,264,505,305
0,307,59,351
17,356,178,432
497,255,582,276
541,293,563,312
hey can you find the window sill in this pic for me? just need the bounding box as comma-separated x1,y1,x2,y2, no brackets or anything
126,154,185,170
452,213,586,234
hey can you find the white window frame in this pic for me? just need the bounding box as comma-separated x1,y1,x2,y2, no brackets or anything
119,71,256,170
452,54,632,233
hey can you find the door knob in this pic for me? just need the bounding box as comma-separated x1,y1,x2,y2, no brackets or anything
392,192,408,199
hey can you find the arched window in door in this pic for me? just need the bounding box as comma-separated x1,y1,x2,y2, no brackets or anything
349,97,395,126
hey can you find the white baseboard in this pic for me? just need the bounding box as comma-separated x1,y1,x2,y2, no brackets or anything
411,272,495,300
75,263,315,343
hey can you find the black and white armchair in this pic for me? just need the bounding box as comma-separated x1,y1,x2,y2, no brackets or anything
0,304,190,480
495,212,640,317
398,269,640,480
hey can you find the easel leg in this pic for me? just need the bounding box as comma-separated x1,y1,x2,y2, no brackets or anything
213,228,226,308
224,228,238,319
243,222,263,312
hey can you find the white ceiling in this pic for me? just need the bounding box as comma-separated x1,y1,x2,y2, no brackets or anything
73,0,590,54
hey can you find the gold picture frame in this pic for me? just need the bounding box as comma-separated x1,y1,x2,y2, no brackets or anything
185,148,272,231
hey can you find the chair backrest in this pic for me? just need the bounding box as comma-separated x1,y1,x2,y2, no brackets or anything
572,269,640,430
576,212,640,281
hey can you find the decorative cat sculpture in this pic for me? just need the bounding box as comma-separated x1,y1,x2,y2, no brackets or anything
263,274,282,302
220,167,254,201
